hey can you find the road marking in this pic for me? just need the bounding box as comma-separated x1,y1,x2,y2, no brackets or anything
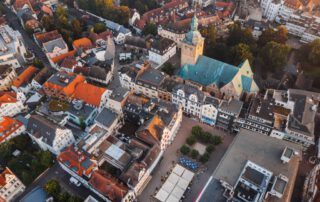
194,176,213,202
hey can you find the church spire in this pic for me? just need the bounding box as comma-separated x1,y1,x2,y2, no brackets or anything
190,15,198,31
190,0,198,31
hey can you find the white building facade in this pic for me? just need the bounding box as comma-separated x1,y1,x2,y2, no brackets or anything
0,25,27,68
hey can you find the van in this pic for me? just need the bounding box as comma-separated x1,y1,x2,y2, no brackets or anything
70,177,81,187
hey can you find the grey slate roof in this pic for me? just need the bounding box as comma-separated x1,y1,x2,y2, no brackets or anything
136,67,166,88
43,38,66,53
27,115,59,146
96,108,118,128
219,99,243,115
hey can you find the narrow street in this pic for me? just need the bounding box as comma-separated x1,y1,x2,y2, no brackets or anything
2,4,51,67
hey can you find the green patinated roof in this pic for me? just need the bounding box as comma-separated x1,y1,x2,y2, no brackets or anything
241,75,253,92
179,55,239,87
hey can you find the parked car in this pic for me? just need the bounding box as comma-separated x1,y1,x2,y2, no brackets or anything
70,177,81,187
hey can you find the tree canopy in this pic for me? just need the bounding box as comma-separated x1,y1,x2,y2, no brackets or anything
142,23,158,36
308,39,320,66
259,41,290,72
77,0,130,25
44,180,61,198
93,22,107,33
121,0,159,14
231,43,253,65
258,26,288,47
227,22,255,47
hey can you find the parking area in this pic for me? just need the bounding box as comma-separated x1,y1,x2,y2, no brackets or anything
138,116,234,202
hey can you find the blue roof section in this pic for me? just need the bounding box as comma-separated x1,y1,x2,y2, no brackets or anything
179,55,239,87
20,186,47,202
241,75,253,92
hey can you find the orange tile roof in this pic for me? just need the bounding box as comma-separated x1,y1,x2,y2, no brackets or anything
34,30,61,46
51,50,76,64
58,146,97,177
72,37,93,50
0,93,17,107
43,72,85,97
74,83,107,107
0,116,23,143
89,171,128,202
12,66,38,88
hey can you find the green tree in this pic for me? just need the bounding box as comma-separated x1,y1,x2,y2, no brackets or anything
21,171,33,185
308,39,320,65
206,144,215,153
33,58,44,69
191,126,203,138
39,151,54,167
259,41,290,72
227,22,255,47
44,180,61,198
186,136,196,146
94,22,107,33
58,192,71,202
231,43,253,65
71,19,82,38
199,153,210,163
258,26,288,47
190,149,199,159
12,135,29,150
41,15,56,31
67,196,82,202
142,23,157,36
162,62,175,76
0,141,13,162
180,145,190,155
210,135,222,145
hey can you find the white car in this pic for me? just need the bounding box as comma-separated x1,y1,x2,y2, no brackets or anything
69,177,81,187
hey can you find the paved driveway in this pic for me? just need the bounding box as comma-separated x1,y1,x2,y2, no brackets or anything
138,116,234,202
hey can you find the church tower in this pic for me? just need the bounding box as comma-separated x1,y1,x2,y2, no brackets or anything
180,13,204,66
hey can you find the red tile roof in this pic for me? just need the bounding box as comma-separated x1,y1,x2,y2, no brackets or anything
0,116,23,143
34,30,62,46
89,31,113,44
142,0,188,22
134,19,146,30
57,146,97,177
51,50,77,64
73,83,107,107
12,66,38,88
0,93,17,107
60,57,77,69
89,171,128,202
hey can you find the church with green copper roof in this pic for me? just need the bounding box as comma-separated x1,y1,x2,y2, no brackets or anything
178,13,259,99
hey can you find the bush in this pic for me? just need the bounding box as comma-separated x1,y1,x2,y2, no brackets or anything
191,126,203,138
199,153,210,163
180,145,190,155
186,136,196,146
190,149,199,159
211,135,222,145
44,180,61,198
206,144,215,153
